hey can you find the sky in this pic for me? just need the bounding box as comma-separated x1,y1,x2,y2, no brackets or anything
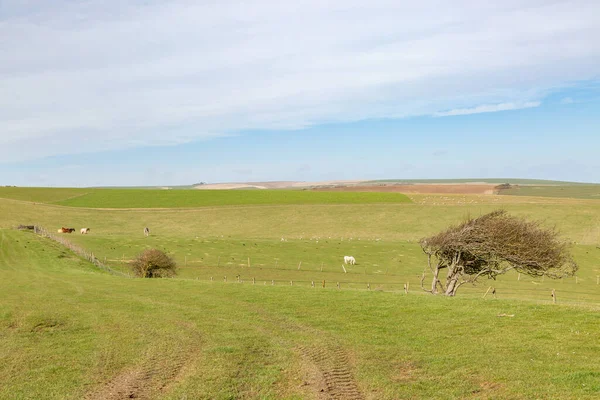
1,0,599,186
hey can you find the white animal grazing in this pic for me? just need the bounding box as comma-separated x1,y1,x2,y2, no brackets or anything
144,227,150,237
80,228,90,234
344,256,356,265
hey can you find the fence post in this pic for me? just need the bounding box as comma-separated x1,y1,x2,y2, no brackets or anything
483,286,492,299
322,280,325,288
290,280,293,286
518,273,521,281
337,282,340,290
253,277,255,285
367,283,371,290
551,289,556,304
224,276,227,282
404,283,407,294
311,281,315,288
297,261,302,270
247,257,250,268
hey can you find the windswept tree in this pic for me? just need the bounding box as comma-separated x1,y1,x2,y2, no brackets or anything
420,210,577,296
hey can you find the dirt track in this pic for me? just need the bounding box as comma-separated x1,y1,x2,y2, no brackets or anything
313,184,498,195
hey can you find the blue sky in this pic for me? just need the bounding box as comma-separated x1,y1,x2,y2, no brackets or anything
1,1,599,186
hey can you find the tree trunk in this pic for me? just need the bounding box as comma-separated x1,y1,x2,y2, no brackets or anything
444,264,463,296
431,266,440,294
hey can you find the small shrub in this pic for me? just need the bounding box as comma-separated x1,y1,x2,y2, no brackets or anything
131,249,177,278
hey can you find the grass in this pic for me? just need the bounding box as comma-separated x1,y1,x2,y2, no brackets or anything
367,178,598,185
2,229,600,399
499,185,600,200
0,187,412,208
0,187,89,203
1,188,600,398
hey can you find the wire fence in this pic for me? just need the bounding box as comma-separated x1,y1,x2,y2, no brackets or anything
16,225,600,306
28,225,128,277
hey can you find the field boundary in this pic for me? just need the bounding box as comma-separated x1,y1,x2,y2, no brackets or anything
26,225,128,277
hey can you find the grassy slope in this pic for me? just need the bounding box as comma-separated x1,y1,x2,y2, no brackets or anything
367,178,598,185
0,187,89,203
2,230,600,399
499,185,600,200
56,190,412,208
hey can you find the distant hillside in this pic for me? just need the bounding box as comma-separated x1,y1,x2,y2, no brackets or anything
366,178,599,185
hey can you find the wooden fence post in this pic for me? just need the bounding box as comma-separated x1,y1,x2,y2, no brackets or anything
483,286,492,299
298,261,302,270
551,289,556,304
224,276,227,282
337,282,340,290
403,283,407,294
252,277,255,285
367,283,371,290
247,257,250,268
290,280,293,286
518,273,521,281
322,280,325,288
311,281,315,288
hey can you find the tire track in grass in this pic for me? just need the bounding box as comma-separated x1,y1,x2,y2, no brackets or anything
298,344,364,400
242,301,365,399
85,336,201,400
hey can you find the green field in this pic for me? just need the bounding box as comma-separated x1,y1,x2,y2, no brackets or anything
1,187,600,399
367,178,598,185
0,188,412,208
499,185,600,200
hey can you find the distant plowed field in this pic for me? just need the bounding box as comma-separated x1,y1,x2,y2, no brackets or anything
314,184,498,195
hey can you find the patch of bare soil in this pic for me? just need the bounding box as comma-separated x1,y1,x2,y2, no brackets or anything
298,344,364,400
85,341,200,400
313,184,498,195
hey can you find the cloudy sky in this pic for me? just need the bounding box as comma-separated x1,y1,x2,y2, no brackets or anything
1,0,599,186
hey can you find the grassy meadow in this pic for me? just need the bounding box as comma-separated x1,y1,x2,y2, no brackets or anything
0,187,412,208
1,187,600,399
499,184,600,200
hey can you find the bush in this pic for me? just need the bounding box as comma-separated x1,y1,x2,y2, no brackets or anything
131,249,177,278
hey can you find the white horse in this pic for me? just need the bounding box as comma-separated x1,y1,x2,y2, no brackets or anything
80,228,90,234
344,256,356,265
144,227,150,237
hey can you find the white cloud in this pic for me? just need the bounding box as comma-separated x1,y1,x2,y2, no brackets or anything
434,101,541,117
1,0,599,162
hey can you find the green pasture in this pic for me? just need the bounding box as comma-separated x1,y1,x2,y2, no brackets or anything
367,178,597,185
0,187,411,208
2,230,600,399
499,185,600,200
1,187,600,398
